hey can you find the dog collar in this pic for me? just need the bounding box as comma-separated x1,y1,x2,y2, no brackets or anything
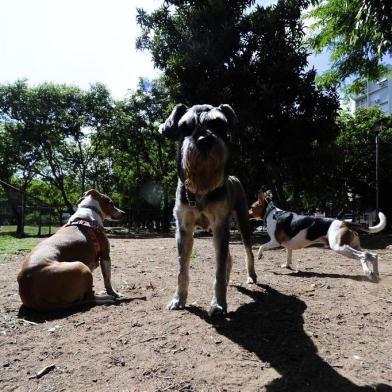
66,219,109,233
183,184,226,209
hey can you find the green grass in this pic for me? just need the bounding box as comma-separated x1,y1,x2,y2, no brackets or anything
0,225,59,257
0,225,58,236
0,235,41,257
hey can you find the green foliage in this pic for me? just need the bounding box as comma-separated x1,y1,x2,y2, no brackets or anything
0,78,176,231
105,78,177,208
308,0,392,88
0,81,117,211
336,107,392,214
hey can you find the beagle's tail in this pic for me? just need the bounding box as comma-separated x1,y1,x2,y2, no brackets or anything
346,212,387,234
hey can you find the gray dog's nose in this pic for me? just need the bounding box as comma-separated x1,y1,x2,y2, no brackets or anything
197,133,213,144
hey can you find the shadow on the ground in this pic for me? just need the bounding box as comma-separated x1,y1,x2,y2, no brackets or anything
230,233,392,251
271,270,374,283
188,284,391,392
109,232,175,239
16,296,146,323
358,234,392,250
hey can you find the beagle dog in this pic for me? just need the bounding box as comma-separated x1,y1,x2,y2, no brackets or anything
249,191,386,280
17,189,126,311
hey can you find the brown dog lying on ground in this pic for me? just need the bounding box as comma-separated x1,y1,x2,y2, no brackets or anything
17,189,126,311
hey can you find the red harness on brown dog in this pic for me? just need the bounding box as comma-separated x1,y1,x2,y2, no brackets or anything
65,220,109,260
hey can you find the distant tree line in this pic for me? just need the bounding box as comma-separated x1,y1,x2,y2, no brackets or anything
1,0,392,231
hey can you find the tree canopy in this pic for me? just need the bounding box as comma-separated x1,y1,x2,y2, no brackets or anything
0,81,115,211
307,0,392,89
336,107,392,218
137,0,339,206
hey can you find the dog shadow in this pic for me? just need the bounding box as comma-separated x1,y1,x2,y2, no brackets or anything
16,296,146,323
359,234,392,250
271,270,374,283
188,284,391,392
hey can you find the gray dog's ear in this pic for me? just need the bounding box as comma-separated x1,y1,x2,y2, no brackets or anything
159,104,188,140
219,104,238,127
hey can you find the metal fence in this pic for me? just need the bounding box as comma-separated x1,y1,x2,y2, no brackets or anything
0,180,169,237
0,181,65,237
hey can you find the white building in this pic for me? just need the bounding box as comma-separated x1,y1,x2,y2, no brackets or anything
353,71,392,114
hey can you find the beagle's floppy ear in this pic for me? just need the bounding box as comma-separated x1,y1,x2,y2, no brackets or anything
218,104,238,127
159,104,188,140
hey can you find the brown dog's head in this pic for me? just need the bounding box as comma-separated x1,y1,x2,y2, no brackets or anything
77,189,126,221
249,190,271,220
159,104,238,195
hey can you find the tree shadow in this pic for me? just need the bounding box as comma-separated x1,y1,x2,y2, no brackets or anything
16,296,146,323
188,284,391,392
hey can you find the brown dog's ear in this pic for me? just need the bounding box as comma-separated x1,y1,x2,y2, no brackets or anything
76,189,100,205
84,189,100,198
257,190,265,205
219,104,238,127
159,104,188,140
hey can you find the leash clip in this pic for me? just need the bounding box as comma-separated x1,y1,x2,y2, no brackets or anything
188,200,197,208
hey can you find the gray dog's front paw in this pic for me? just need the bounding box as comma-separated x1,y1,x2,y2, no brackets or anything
167,296,186,310
246,273,257,284
106,288,122,298
208,303,227,317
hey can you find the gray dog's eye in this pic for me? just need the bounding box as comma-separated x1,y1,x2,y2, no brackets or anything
179,122,192,135
205,119,227,134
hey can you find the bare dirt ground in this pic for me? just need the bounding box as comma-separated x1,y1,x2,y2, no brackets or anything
1,233,392,392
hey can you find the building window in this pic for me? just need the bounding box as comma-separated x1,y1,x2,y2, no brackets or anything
356,98,367,109
377,79,388,88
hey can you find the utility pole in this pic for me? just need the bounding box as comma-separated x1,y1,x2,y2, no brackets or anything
374,123,383,214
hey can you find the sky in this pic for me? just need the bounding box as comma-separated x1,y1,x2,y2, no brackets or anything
0,0,329,100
